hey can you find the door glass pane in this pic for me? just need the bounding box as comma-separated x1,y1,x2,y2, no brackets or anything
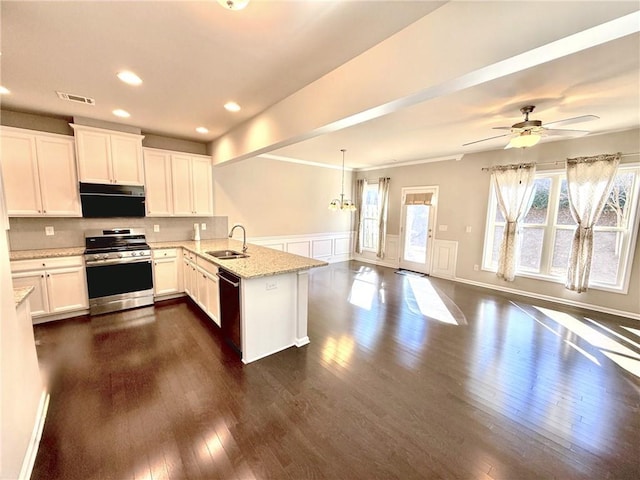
524,178,551,224
590,230,621,285
403,205,429,263
551,228,574,275
519,227,544,272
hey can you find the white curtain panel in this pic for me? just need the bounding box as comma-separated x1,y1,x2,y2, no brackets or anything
565,153,621,293
376,177,390,259
492,163,536,281
354,179,367,254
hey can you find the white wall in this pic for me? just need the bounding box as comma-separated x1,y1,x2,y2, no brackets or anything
1,173,45,478
213,156,353,237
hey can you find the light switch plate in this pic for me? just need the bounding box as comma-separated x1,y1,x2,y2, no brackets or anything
153,224,160,233
465,226,472,233
201,223,207,231
438,225,448,231
45,226,54,236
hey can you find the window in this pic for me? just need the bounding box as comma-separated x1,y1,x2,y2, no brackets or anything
483,165,640,292
362,184,379,251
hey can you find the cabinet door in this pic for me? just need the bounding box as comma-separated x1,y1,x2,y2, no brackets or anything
154,256,180,296
75,129,112,183
171,154,194,216
144,150,173,216
35,136,81,216
196,266,209,310
0,132,42,215
183,258,194,296
11,271,49,317
204,270,220,327
110,135,144,185
191,156,213,216
46,266,88,314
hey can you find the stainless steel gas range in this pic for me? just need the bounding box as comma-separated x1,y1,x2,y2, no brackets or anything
84,228,153,315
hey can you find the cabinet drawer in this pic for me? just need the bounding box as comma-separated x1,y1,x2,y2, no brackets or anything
152,248,178,259
196,256,218,276
11,255,84,272
183,248,196,261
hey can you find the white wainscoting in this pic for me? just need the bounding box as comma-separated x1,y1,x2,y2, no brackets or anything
250,232,353,264
352,234,399,268
430,239,458,279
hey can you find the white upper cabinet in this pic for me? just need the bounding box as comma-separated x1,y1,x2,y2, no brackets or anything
72,125,144,185
145,147,213,217
143,149,173,216
0,127,80,217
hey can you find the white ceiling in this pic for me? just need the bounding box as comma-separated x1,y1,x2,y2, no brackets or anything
1,1,639,170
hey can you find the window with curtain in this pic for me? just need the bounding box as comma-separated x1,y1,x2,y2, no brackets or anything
362,183,379,251
482,164,640,292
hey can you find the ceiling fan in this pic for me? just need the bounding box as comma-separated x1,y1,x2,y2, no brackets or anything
463,105,599,149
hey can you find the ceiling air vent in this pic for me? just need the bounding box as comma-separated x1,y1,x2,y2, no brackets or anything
56,91,95,106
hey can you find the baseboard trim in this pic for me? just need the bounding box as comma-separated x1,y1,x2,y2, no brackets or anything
353,256,639,321
19,390,50,480
455,277,640,321
295,336,310,347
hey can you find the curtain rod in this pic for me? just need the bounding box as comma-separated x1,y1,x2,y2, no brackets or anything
480,151,639,171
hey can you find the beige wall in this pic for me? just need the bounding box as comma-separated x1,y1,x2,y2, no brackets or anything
355,128,640,317
213,157,353,237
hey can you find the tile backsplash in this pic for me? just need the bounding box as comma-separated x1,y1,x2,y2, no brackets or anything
8,216,228,251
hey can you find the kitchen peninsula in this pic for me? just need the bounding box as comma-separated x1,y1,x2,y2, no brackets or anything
159,239,327,363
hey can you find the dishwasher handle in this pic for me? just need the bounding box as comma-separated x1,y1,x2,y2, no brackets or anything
216,272,240,288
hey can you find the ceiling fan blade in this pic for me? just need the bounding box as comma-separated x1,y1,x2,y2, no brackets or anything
462,133,510,147
491,126,512,131
542,115,599,129
544,128,590,137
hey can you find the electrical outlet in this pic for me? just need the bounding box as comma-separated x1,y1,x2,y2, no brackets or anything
45,226,54,236
465,226,472,233
153,224,160,233
266,280,278,291
201,223,207,231
474,264,479,271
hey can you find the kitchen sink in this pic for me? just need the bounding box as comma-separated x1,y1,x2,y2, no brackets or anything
206,250,248,260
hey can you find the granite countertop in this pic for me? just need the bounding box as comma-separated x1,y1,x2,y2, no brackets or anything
9,239,328,280
150,239,328,279
14,286,34,307
10,246,85,261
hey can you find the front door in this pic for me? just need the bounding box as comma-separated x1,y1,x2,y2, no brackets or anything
399,186,438,274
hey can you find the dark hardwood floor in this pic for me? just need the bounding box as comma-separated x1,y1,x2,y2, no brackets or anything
31,261,640,479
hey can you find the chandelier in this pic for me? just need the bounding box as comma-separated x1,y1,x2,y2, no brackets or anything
217,0,250,10
329,149,356,212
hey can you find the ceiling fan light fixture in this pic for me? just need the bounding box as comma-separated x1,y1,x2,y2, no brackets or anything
217,0,250,10
508,131,541,149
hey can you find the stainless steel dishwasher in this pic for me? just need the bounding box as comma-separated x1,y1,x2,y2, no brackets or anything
217,268,242,356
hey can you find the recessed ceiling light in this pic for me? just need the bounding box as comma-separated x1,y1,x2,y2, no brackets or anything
112,109,130,118
0,86,10,95
117,71,142,86
224,101,241,112
196,127,209,134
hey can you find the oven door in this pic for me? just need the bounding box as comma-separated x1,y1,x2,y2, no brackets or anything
85,258,153,314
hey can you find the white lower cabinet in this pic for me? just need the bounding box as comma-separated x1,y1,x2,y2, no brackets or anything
152,248,183,296
181,248,220,327
11,256,88,320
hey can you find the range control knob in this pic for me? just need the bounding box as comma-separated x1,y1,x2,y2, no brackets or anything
93,254,100,260
131,251,138,257
102,254,109,260
118,253,124,258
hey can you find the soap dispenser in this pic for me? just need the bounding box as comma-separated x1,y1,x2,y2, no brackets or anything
193,223,200,241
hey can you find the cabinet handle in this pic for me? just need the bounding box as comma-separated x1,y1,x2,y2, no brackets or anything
41,274,44,278
47,274,50,278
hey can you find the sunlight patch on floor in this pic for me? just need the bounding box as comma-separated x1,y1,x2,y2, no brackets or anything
407,277,464,325
322,336,355,368
348,266,384,311
534,306,640,377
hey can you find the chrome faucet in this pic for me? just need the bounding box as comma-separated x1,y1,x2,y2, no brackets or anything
229,224,247,252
